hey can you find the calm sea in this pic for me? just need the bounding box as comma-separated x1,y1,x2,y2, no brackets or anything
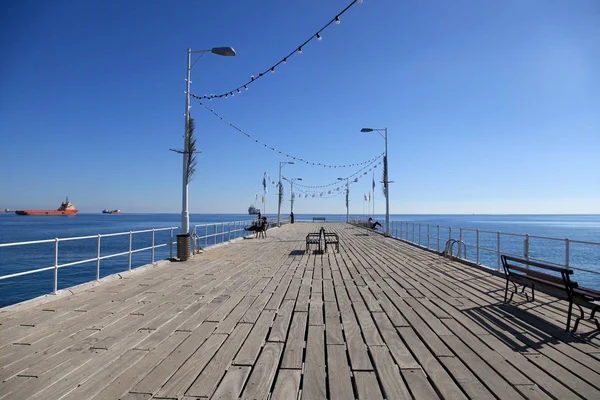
0,213,598,308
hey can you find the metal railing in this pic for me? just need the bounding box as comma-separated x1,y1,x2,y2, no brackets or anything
389,221,600,283
0,227,178,295
191,219,257,251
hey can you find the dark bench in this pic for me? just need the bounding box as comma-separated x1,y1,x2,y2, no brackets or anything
306,228,323,252
324,232,340,252
501,255,600,333
313,217,326,222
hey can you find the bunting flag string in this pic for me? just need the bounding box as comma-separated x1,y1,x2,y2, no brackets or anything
292,159,382,189
191,0,363,101
195,99,383,168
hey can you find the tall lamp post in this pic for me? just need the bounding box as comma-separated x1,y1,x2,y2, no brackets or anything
337,177,349,223
360,127,390,236
278,161,294,226
289,178,302,215
181,46,236,236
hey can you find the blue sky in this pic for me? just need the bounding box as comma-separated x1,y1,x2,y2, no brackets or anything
1,0,598,214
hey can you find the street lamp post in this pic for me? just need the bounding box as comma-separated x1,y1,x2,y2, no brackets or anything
337,177,349,223
278,161,294,227
181,47,236,236
289,178,302,215
361,127,390,236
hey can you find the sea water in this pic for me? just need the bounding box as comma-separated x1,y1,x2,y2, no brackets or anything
0,213,598,308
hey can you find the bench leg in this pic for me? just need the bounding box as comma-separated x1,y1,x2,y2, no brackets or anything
571,303,585,333
504,279,510,303
566,301,574,332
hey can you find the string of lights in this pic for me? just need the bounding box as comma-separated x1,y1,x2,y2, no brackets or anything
190,0,363,101
195,99,383,168
292,159,381,189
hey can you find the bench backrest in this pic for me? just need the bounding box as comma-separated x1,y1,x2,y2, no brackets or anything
501,255,577,290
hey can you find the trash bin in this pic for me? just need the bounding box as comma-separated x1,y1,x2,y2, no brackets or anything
176,233,191,261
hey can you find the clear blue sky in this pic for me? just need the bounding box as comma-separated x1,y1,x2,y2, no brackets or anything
1,0,598,214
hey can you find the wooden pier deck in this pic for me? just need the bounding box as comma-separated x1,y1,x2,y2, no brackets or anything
1,222,599,399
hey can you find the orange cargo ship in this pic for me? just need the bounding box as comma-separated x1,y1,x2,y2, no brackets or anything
15,197,78,216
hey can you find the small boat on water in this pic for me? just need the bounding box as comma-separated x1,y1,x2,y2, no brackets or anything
15,197,78,216
102,209,121,214
248,205,260,215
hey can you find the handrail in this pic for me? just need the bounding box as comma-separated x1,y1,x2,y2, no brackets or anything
0,226,178,299
389,220,600,282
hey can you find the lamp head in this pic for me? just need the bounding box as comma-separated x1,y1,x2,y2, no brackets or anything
211,47,236,56
360,128,374,133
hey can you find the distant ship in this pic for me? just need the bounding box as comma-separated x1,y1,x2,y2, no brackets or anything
102,209,121,214
248,205,260,215
15,197,78,216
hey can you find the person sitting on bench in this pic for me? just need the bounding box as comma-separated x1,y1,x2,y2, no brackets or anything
367,217,382,229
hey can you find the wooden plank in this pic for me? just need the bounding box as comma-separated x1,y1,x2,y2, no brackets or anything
372,313,419,368
302,325,326,400
281,312,308,369
240,292,272,323
210,365,251,400
232,309,275,366
240,342,283,400
368,346,412,400
354,371,384,400
397,327,467,400
270,369,301,400
129,322,217,395
268,299,296,342
327,344,355,400
353,301,384,346
181,323,253,398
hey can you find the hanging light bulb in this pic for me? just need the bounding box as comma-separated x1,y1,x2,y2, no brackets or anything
282,57,287,64
335,16,340,24
230,92,234,97
317,33,322,40
244,85,248,90
297,46,302,54
237,89,241,94
251,75,255,81
270,67,275,73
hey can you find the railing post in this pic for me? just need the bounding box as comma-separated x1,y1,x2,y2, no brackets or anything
228,222,231,242
53,238,59,294
497,231,501,271
524,234,529,260
214,224,217,246
476,229,480,264
565,238,570,268
418,224,421,245
96,234,101,282
128,231,133,271
427,224,430,249
222,223,225,244
169,228,173,259
449,227,452,246
151,229,155,263
459,228,463,258
437,225,440,251
205,225,208,248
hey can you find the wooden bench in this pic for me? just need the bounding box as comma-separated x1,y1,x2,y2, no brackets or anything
501,255,600,333
323,232,340,252
306,228,323,252
312,217,326,222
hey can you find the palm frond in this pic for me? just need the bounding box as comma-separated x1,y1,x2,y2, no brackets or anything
185,117,197,184
382,156,388,199
278,182,284,210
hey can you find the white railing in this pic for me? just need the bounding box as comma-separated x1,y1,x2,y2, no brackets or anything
389,221,600,279
0,227,178,295
192,219,257,251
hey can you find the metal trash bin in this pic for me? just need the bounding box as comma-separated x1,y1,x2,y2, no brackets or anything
176,233,191,261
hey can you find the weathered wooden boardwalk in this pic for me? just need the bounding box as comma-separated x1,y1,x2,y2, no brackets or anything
1,222,599,399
